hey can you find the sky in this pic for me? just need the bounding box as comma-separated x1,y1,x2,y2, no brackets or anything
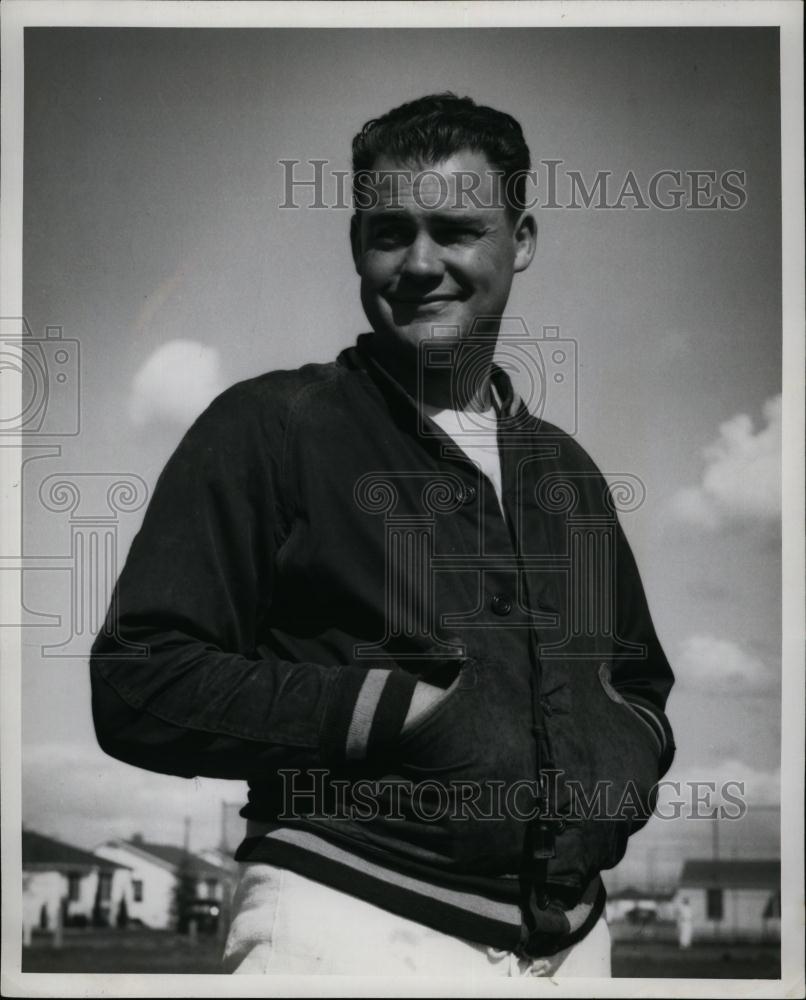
17,26,782,887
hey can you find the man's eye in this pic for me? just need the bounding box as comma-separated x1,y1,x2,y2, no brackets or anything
438,227,482,244
371,225,408,246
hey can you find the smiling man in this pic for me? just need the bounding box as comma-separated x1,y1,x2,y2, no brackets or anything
353,146,535,368
90,94,675,977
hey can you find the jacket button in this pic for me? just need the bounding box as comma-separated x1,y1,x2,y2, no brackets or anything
491,594,512,616
459,484,477,504
536,891,550,910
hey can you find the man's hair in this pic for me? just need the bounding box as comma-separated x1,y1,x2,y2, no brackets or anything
351,93,532,215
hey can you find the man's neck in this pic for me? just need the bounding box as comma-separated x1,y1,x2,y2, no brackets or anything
365,332,495,412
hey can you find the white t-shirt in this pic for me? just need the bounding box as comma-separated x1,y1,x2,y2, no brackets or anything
420,400,504,514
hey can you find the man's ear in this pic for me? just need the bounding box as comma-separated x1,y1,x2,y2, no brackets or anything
350,214,363,274
512,212,537,273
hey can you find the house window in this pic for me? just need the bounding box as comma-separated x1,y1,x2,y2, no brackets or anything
206,878,219,899
132,880,143,903
67,873,82,902
706,888,723,920
98,872,112,902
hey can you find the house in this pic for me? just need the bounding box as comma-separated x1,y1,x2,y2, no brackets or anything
22,829,131,934
672,859,781,943
605,886,676,923
196,845,239,874
94,835,234,930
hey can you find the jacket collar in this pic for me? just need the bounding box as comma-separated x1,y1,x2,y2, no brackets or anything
340,332,525,423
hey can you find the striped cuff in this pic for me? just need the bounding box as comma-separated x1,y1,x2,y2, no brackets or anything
321,665,419,762
623,694,675,771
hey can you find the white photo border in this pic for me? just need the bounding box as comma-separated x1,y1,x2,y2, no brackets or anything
1,2,803,997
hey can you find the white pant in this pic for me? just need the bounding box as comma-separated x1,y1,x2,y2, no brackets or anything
223,862,612,977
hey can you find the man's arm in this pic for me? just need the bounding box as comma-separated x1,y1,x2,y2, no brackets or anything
90,381,420,782
544,432,676,786
605,504,676,779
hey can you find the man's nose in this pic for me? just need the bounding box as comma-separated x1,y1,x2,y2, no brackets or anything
401,232,444,280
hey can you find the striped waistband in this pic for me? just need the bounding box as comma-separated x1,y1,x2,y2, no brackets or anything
236,821,604,956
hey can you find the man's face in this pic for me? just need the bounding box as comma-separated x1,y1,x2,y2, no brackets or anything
351,150,536,354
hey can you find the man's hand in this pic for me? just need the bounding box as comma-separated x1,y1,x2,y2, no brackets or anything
401,678,457,735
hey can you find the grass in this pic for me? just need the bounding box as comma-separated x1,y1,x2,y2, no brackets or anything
612,940,781,979
21,927,781,979
22,927,225,974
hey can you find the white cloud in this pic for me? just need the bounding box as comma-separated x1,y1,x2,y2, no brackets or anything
670,394,781,529
128,339,225,429
675,634,775,693
22,741,244,853
666,757,781,809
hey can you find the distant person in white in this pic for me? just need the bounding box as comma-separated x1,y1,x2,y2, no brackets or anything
677,896,693,949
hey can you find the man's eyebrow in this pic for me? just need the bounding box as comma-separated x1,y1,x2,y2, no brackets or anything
430,212,489,226
366,208,489,225
366,209,411,222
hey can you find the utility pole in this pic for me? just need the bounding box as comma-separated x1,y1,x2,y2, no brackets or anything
712,812,721,942
178,815,195,939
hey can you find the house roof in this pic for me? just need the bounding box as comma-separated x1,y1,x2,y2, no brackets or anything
679,859,780,890
22,830,128,872
609,886,675,901
117,840,230,880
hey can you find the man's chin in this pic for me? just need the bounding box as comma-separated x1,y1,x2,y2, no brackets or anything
380,316,469,347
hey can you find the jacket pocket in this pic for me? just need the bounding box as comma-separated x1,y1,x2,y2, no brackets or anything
365,655,536,875
543,660,662,889
597,663,663,758
397,659,478,745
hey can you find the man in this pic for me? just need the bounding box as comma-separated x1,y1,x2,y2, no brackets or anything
90,94,675,976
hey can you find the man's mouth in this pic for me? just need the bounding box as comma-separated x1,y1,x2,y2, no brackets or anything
390,295,459,306
387,295,461,309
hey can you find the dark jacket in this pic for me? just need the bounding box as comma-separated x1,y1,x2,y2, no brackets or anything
90,334,675,957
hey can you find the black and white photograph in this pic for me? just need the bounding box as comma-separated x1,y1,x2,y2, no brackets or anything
1,1,803,996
